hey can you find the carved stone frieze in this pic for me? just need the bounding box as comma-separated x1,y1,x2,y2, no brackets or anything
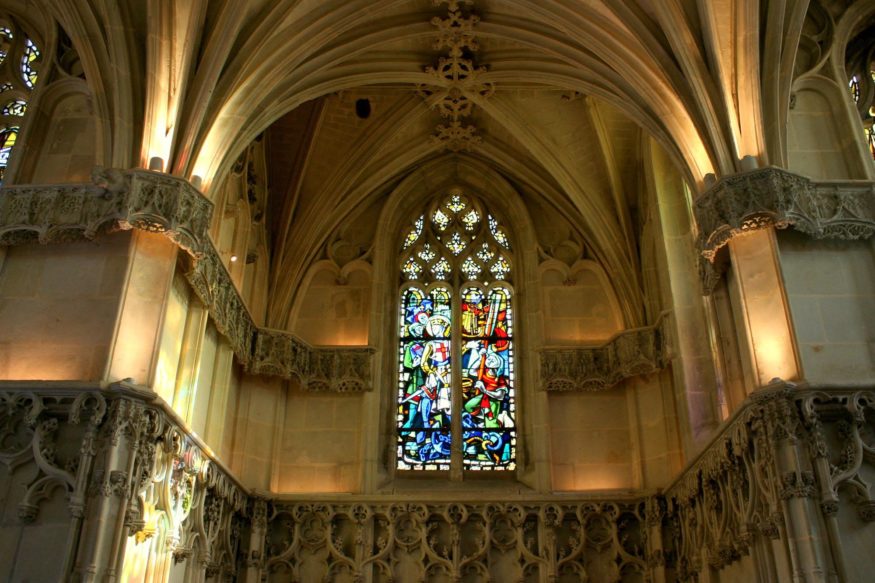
0,168,213,255
540,316,669,391
694,167,875,292
248,328,374,392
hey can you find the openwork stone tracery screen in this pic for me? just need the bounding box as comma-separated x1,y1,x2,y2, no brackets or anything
396,191,516,471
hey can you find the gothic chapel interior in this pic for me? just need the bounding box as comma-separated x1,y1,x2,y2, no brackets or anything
1,0,875,581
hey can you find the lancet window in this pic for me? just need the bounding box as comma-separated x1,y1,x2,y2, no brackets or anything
396,191,516,472
0,17,41,184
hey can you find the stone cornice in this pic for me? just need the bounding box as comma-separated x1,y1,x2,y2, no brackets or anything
694,167,875,292
0,172,372,390
540,315,670,391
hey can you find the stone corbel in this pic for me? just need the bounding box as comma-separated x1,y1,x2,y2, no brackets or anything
540,315,670,391
248,328,374,392
694,167,875,293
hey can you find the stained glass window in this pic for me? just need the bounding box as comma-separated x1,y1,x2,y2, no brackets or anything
0,19,41,184
396,190,516,472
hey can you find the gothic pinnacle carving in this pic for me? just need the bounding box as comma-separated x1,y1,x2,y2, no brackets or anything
417,0,492,152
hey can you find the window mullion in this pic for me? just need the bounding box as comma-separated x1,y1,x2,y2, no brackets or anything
450,282,463,480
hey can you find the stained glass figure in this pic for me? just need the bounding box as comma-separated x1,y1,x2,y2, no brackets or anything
397,287,453,470
397,191,516,472
460,287,515,469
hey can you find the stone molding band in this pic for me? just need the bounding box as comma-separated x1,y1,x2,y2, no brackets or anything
695,167,875,292
3,382,873,580
540,315,670,391
0,170,372,391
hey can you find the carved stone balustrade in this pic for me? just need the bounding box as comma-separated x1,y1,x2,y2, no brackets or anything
540,316,670,391
663,382,875,581
248,329,374,392
263,497,653,582
0,383,249,581
0,172,374,386
0,168,213,255
694,167,875,292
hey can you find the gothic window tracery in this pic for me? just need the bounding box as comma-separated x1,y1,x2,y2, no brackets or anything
396,191,516,472
0,16,41,184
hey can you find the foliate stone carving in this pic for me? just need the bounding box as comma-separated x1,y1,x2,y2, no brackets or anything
184,241,255,365
417,0,492,151
541,316,669,391
248,328,374,392
695,167,875,292
0,168,213,255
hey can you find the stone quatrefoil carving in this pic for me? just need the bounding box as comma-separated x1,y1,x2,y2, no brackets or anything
0,169,372,391
694,167,875,293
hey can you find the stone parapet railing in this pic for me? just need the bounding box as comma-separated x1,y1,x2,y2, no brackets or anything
694,167,875,292
0,382,249,580
662,381,875,581
3,382,875,582
249,329,373,392
0,172,372,389
540,315,670,391
261,497,657,581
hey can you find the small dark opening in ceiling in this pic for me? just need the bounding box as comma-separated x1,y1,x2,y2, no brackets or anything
355,98,371,119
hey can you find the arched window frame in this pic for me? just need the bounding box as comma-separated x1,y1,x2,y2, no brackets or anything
394,189,518,474
0,13,44,185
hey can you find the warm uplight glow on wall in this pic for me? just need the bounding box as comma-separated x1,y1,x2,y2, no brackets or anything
729,229,799,387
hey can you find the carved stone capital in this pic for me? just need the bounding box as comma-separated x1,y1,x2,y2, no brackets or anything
541,317,669,391
694,167,875,293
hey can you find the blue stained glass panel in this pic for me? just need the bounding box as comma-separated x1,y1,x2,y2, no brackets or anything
397,287,453,470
